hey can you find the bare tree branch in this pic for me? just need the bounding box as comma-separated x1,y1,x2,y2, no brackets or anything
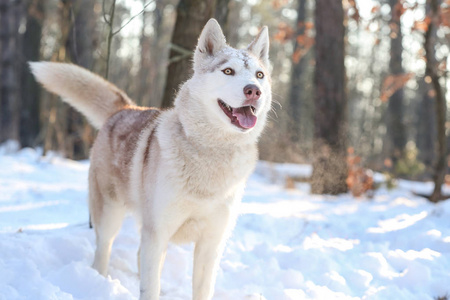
104,0,117,79
112,0,155,36
102,0,111,26
103,0,155,79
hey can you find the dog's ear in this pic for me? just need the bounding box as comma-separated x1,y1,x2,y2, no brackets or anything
247,26,270,67
195,19,226,57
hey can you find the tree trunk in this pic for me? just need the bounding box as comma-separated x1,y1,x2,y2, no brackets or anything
288,0,307,144
137,1,150,106
138,0,168,107
20,0,44,148
310,0,348,194
385,0,407,166
67,0,96,70
66,0,97,159
160,0,216,108
215,0,230,35
0,0,23,143
223,1,242,47
425,0,447,202
416,77,435,172
42,0,72,157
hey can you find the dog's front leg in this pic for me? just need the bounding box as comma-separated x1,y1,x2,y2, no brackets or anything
192,205,235,300
139,231,168,300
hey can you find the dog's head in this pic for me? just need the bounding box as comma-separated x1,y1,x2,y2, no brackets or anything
179,19,272,138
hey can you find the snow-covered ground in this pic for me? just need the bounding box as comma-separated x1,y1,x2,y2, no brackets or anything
1,146,450,300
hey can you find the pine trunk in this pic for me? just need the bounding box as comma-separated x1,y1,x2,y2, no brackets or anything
0,0,22,143
416,77,436,172
425,0,447,202
138,1,168,107
66,0,97,159
310,0,348,194
385,0,407,166
20,0,44,148
288,0,308,145
215,0,230,35
160,0,216,108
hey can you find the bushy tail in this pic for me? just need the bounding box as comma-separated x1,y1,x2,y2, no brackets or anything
29,62,135,129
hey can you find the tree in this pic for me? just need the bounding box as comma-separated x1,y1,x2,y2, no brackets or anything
215,0,230,36
385,0,407,167
310,0,348,194
67,0,97,70
160,0,217,108
19,0,44,148
137,0,170,107
415,77,436,173
288,0,312,147
40,0,74,156
65,0,98,159
0,0,22,143
424,0,447,202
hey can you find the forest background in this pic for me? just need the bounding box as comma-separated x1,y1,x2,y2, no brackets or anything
0,0,449,201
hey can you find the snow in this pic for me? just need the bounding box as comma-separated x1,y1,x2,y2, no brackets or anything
1,146,450,300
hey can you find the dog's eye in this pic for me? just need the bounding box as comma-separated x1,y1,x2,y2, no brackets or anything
222,68,234,75
256,71,264,79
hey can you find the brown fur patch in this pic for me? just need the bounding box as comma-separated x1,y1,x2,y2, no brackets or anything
97,107,161,187
143,130,155,166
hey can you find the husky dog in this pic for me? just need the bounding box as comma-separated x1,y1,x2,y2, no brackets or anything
30,19,271,300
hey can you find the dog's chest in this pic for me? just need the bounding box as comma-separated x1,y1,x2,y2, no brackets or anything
176,145,256,199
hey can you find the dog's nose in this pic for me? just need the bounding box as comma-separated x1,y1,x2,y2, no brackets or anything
243,84,261,101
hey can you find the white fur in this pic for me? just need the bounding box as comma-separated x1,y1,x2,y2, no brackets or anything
29,62,134,129
31,18,272,300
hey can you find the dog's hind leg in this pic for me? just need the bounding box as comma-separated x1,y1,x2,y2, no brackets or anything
91,200,126,276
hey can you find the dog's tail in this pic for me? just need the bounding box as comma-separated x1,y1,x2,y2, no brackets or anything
29,62,135,129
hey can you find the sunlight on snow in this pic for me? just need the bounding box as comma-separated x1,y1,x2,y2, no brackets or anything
426,229,442,238
22,222,69,231
303,233,360,251
240,201,323,219
388,248,441,261
7,161,36,173
0,200,69,213
367,211,428,233
390,197,421,208
366,252,403,279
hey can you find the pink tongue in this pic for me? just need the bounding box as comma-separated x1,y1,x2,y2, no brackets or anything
232,106,257,129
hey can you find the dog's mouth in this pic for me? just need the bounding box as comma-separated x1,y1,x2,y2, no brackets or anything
218,99,257,130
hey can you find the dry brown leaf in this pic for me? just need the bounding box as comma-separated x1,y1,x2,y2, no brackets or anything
441,7,450,27
272,0,289,10
371,5,380,14
412,20,429,32
273,22,294,43
380,73,414,102
347,151,374,197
